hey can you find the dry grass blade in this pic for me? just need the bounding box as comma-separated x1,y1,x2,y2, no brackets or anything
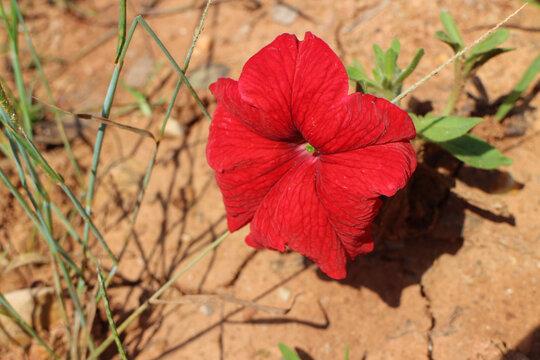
34,97,157,142
76,113,156,142
2,253,49,274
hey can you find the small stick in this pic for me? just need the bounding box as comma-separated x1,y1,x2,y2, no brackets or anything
150,293,300,316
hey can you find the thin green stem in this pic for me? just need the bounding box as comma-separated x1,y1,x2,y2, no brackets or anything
81,26,128,266
97,263,128,359
11,0,84,187
0,2,32,136
441,60,465,116
136,16,211,121
51,258,73,349
117,0,213,262
0,131,82,275
114,0,127,64
0,161,94,352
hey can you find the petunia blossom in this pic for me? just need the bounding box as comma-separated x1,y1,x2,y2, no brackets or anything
206,32,417,279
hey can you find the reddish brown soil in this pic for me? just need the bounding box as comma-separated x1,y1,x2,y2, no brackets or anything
1,0,539,359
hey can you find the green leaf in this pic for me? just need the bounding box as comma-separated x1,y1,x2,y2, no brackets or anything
390,39,401,55
522,0,540,7
434,30,461,52
120,80,152,117
114,0,126,64
346,66,380,90
439,134,513,169
469,29,509,58
346,65,367,81
353,58,364,72
440,12,464,50
372,68,382,83
414,114,483,142
278,343,301,360
383,48,398,82
394,47,424,86
372,44,385,82
467,47,515,71
344,346,350,360
495,54,540,121
373,44,385,70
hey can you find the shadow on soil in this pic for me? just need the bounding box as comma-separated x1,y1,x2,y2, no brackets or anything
502,324,540,360
316,144,517,307
105,110,524,358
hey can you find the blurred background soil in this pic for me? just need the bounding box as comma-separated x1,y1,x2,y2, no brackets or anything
0,0,539,359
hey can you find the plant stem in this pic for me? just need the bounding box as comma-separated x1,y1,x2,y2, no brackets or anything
442,60,465,116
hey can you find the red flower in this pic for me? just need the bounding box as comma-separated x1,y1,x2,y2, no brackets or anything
206,32,416,279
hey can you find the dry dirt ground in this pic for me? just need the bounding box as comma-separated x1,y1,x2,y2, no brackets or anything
1,0,540,359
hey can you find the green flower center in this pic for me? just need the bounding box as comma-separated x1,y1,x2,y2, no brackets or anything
305,143,315,154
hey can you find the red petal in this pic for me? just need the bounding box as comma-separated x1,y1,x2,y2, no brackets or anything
312,142,416,259
246,158,349,279
289,33,415,153
236,33,301,141
315,185,380,259
207,101,300,231
319,141,417,199
291,32,349,144
299,92,416,154
210,78,302,142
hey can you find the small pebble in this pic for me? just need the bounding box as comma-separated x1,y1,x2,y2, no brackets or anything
270,3,299,25
125,57,155,89
504,115,528,137
164,119,185,138
277,287,291,302
199,304,214,316
324,343,332,354
181,234,192,243
188,63,230,90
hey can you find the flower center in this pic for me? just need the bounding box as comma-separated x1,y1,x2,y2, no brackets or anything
305,143,316,154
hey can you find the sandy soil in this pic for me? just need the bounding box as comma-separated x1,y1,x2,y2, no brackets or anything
1,0,539,359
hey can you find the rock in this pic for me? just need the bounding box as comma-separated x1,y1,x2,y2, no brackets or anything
107,158,146,190
124,57,155,89
270,3,299,25
504,115,529,137
0,287,60,347
188,64,230,90
277,287,291,302
163,119,186,138
34,116,91,146
105,158,146,209
199,304,214,316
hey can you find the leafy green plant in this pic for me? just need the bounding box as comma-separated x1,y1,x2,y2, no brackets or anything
347,39,424,100
348,10,517,170
436,11,514,115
